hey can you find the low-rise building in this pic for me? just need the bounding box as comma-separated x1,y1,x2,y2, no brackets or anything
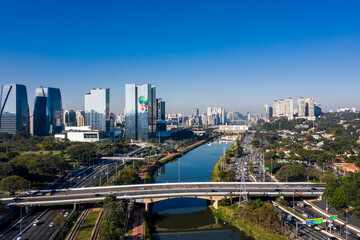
55,126,100,142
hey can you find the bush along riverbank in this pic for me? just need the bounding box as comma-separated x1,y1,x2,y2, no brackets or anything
211,200,288,240
144,139,210,183
210,137,242,182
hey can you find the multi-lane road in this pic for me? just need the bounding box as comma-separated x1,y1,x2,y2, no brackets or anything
2,182,325,207
0,160,118,240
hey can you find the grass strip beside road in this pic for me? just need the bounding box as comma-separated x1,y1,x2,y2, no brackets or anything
75,209,101,240
211,205,288,240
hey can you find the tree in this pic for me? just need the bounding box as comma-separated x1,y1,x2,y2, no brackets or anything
322,181,338,200
100,195,128,239
329,187,347,210
67,144,97,164
0,175,29,195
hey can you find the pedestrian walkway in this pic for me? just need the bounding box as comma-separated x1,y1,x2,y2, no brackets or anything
131,205,143,240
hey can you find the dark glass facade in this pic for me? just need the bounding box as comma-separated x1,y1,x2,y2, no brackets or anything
156,98,166,120
125,84,156,142
0,84,30,135
33,87,63,136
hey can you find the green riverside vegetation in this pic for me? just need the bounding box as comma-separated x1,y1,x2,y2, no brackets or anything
210,138,242,182
211,200,287,240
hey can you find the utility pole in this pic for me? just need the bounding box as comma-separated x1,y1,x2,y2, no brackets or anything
178,158,181,183
295,222,298,238
20,206,22,233
293,190,295,209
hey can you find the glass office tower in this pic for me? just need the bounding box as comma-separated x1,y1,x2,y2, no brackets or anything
84,88,110,134
33,87,63,136
0,84,30,135
125,84,156,142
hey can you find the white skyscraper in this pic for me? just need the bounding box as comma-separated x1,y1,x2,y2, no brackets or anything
305,97,315,120
297,97,306,117
206,107,226,125
272,98,293,120
84,88,110,133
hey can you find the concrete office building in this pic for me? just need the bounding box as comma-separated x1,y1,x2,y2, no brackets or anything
84,88,110,134
0,84,30,135
125,84,156,142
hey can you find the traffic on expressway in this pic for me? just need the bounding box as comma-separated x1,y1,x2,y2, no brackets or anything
1,182,325,207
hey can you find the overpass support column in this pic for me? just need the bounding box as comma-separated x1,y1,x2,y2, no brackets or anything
213,200,219,209
73,203,77,210
145,202,149,212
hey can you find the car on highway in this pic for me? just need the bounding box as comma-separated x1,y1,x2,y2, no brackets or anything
49,222,54,227
95,193,103,197
64,212,69,217
33,220,39,226
138,187,146,190
124,194,131,197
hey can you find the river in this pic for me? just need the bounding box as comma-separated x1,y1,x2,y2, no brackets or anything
151,141,252,240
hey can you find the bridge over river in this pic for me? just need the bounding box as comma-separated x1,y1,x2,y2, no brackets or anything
1,182,325,209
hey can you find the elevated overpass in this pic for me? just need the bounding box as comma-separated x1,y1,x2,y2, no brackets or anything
101,154,165,164
1,182,325,209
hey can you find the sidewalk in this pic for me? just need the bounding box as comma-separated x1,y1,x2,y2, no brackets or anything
131,205,143,240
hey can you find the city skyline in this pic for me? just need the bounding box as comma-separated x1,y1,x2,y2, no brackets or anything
1,1,360,114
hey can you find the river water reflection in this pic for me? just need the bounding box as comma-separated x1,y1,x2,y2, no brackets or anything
152,141,252,240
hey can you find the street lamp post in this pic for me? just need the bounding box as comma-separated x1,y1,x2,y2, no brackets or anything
293,190,295,209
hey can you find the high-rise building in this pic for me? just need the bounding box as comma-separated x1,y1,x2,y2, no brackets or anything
84,88,110,134
272,98,293,120
63,109,76,127
194,108,199,117
125,84,156,142
0,84,30,135
305,97,315,119
314,102,322,117
33,87,63,136
264,104,273,122
76,110,85,127
206,107,226,125
156,98,166,120
297,97,306,117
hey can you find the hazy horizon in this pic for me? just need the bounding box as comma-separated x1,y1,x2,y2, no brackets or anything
1,1,360,115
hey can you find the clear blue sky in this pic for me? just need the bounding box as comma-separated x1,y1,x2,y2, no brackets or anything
1,1,360,114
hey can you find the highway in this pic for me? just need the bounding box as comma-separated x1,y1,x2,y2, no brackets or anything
0,160,117,240
19,207,72,240
2,182,325,207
